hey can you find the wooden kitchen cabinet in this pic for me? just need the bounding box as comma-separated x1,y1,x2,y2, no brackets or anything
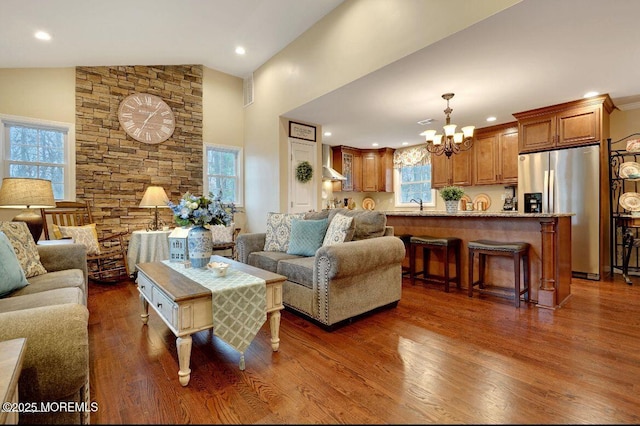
431,147,473,188
332,146,362,192
362,151,378,191
514,94,614,154
332,146,393,192
473,122,518,185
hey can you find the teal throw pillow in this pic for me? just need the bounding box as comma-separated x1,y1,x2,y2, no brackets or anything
0,231,29,297
287,218,329,257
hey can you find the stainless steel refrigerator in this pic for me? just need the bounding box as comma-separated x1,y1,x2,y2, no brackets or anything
517,145,600,280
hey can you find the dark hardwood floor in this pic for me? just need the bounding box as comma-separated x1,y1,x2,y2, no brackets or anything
87,273,640,424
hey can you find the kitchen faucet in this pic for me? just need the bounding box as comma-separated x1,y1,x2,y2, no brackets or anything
409,198,423,211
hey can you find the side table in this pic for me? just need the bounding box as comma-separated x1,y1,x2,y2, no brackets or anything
127,229,172,276
0,338,26,425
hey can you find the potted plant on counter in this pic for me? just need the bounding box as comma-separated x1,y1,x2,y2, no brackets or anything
439,186,465,214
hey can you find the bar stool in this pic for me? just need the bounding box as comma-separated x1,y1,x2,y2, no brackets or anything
467,240,530,307
409,236,461,292
397,234,412,276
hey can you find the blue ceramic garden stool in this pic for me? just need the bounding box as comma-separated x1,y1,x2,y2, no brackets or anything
467,240,530,307
409,236,461,292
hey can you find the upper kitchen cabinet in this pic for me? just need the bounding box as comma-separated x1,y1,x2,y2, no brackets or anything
473,122,518,185
332,145,362,192
431,147,473,189
332,146,394,192
513,94,614,154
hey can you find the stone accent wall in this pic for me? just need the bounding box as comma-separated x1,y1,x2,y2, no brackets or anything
75,65,203,237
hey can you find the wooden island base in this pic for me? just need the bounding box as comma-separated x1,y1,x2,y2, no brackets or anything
386,212,573,309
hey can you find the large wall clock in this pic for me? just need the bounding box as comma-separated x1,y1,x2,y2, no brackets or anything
118,93,175,144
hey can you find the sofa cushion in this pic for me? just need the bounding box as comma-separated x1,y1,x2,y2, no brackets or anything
0,231,29,297
0,287,83,314
11,269,86,301
277,257,315,289
328,209,387,240
322,212,355,246
55,223,101,255
0,221,47,278
248,251,304,274
304,210,330,220
211,222,235,243
263,212,305,252
287,218,329,257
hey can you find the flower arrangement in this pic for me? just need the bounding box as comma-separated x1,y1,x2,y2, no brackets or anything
168,191,236,227
439,186,465,201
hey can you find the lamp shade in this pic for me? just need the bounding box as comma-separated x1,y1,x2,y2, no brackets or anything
139,186,169,208
0,177,55,208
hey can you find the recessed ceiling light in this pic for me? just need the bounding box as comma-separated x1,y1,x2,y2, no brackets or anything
34,31,51,41
402,142,409,146
235,46,246,55
324,131,332,137
486,116,497,122
584,91,599,98
372,143,379,147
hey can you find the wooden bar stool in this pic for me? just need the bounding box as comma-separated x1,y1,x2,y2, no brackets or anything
409,236,461,292
467,240,530,307
398,234,412,276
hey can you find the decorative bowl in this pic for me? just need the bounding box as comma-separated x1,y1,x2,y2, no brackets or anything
207,261,230,277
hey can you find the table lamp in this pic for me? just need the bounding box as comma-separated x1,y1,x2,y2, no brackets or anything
0,177,56,242
139,186,170,231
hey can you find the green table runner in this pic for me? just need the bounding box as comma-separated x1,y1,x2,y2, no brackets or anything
162,260,266,367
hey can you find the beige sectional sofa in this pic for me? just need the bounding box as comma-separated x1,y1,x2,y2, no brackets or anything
0,223,89,425
236,209,405,329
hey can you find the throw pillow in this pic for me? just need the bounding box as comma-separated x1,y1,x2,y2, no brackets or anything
0,221,47,278
322,213,355,246
0,231,29,297
57,223,101,255
287,218,329,257
263,212,305,252
211,222,235,243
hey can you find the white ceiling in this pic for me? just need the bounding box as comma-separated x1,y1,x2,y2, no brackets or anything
287,0,640,149
2,0,640,151
0,0,343,77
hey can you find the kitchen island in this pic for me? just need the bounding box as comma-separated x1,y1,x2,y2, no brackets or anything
386,211,573,309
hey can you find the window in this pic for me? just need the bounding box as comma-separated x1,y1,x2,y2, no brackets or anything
0,114,75,200
204,143,243,207
393,146,436,208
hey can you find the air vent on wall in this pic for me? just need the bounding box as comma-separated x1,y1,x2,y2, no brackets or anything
243,73,254,107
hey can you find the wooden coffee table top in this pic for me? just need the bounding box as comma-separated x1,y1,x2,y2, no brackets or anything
136,256,286,303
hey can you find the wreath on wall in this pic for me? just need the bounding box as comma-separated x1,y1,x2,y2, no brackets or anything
296,161,314,183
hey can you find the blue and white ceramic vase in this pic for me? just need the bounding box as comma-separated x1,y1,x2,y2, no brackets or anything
187,225,213,268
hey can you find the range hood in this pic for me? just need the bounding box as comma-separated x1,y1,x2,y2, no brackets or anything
322,144,346,181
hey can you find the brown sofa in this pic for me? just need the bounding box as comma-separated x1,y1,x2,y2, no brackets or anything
236,209,405,329
0,242,89,425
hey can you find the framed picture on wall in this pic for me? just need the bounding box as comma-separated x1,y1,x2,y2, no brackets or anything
289,121,316,142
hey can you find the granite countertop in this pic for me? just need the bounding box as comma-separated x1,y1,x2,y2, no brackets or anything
384,210,575,218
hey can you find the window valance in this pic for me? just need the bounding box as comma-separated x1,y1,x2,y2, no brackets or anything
393,145,431,168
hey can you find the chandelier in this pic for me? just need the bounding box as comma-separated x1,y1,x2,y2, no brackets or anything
420,93,475,158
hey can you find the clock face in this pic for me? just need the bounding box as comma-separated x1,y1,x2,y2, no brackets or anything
118,93,175,144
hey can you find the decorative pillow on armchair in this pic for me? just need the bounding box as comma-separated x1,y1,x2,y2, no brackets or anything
55,223,101,255
211,223,235,243
0,231,29,296
0,221,47,278
322,213,355,246
263,212,305,252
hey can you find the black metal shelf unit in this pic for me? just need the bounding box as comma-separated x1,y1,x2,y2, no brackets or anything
608,133,640,285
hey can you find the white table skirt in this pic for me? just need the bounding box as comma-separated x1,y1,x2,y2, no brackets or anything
127,230,171,275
